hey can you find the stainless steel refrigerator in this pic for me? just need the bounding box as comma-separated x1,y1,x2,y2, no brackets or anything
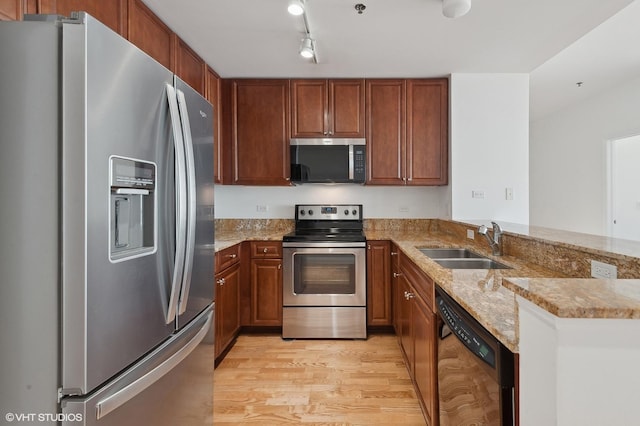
0,12,215,426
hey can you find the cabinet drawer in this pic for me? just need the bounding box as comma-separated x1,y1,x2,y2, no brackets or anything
400,253,434,310
216,244,241,271
250,241,282,258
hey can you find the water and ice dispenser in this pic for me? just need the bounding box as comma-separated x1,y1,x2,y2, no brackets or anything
109,156,156,261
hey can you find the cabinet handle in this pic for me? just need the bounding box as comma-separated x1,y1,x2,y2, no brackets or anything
404,291,415,300
367,244,371,250
391,252,398,256
263,247,269,253
393,272,402,278
225,253,237,259
216,278,225,286
278,264,282,270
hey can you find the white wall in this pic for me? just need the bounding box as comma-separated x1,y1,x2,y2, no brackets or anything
530,75,640,235
450,74,530,224
214,184,449,219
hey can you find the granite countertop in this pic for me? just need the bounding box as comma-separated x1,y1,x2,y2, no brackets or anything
215,229,286,251
367,230,564,352
503,277,640,319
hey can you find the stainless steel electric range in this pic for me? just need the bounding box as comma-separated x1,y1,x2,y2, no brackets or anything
282,204,367,339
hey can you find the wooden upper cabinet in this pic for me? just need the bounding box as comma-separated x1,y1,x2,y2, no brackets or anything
206,66,222,183
366,79,406,185
175,36,205,95
127,0,174,70
231,79,290,185
291,79,364,138
0,0,22,20
406,78,448,185
53,0,128,37
366,78,448,186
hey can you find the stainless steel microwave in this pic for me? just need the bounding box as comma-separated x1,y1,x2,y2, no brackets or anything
290,138,366,184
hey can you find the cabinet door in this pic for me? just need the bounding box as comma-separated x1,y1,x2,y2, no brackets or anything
250,258,283,325
206,66,223,183
175,36,205,95
54,0,128,37
366,79,406,185
367,240,392,326
232,79,290,185
215,262,240,358
0,0,22,20
406,78,448,185
329,79,365,137
397,275,413,367
127,0,174,70
413,293,436,425
291,79,327,137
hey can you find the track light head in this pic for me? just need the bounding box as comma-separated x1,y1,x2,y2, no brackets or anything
288,0,305,16
299,37,314,59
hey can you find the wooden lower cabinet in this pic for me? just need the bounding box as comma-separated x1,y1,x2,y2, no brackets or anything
249,241,283,326
215,259,240,359
367,240,392,326
394,249,437,425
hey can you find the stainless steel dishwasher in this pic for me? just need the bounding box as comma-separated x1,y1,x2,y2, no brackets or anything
436,287,515,426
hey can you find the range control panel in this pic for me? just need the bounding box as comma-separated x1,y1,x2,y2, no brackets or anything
295,204,362,221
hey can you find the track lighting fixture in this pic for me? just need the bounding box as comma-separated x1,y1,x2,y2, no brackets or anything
287,0,305,16
442,0,471,18
287,0,317,63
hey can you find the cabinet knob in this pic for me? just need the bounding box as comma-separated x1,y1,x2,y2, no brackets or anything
393,272,402,278
278,263,282,270
391,252,398,256
226,253,237,259
404,291,414,300
263,247,269,253
216,278,225,286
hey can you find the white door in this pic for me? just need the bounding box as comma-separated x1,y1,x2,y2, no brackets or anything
610,134,640,241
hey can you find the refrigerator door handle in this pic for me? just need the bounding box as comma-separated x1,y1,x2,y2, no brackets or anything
94,310,213,420
165,83,188,324
175,89,197,316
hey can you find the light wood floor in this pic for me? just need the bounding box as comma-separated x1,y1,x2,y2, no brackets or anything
213,333,426,425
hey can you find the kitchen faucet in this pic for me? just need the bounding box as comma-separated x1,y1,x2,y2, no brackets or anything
478,222,503,256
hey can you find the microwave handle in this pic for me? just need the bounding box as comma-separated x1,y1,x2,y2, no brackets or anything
348,144,354,180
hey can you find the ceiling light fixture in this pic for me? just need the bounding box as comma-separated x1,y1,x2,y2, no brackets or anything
442,0,471,18
287,0,305,16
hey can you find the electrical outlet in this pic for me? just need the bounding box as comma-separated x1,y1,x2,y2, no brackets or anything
399,206,409,213
472,190,485,199
591,260,617,279
467,229,475,239
256,205,268,212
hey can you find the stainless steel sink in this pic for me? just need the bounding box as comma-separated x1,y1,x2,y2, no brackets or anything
432,258,511,270
418,248,483,259
418,247,511,269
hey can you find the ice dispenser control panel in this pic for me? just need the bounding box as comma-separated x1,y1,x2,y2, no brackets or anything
109,156,156,261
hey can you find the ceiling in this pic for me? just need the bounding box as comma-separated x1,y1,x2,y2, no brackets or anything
143,0,639,120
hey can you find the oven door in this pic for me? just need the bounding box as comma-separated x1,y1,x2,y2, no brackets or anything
282,243,366,307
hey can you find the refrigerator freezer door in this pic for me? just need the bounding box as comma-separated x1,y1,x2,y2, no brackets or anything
174,77,215,330
61,14,176,395
62,306,214,426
